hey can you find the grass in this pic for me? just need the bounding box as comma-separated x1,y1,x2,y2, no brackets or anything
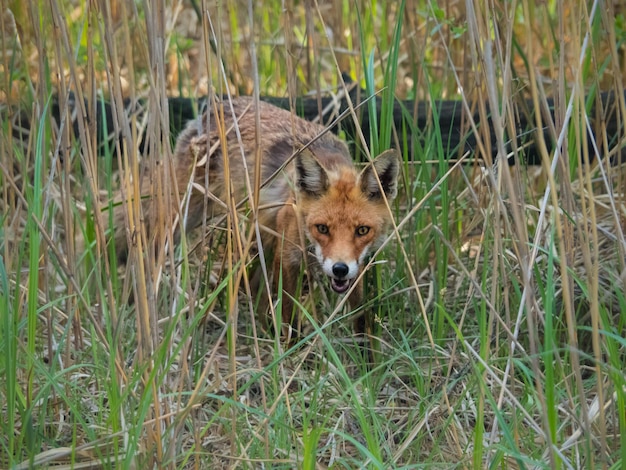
1,0,626,468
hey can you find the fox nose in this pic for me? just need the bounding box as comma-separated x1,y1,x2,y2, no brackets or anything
332,262,349,278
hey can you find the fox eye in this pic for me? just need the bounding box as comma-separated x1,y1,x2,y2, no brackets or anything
356,226,370,236
316,224,329,235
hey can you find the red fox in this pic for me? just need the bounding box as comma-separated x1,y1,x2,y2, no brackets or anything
113,96,400,334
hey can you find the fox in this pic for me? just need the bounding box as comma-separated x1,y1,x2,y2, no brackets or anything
112,96,400,335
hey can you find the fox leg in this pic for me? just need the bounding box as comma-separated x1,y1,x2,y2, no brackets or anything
349,276,370,335
350,275,379,365
273,201,304,336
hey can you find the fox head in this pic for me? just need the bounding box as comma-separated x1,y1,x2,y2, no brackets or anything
295,149,400,294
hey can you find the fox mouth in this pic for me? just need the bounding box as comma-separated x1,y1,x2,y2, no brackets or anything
330,277,354,294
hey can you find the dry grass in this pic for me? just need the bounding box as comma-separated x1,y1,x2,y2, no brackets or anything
1,0,626,468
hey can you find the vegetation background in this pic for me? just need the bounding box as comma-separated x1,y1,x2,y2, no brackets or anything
1,0,625,468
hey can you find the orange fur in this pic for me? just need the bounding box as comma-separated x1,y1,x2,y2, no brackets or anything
112,96,400,335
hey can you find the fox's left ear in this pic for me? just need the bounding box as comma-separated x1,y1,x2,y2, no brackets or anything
360,149,400,201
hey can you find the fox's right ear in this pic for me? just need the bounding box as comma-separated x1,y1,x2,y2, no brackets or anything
295,149,329,198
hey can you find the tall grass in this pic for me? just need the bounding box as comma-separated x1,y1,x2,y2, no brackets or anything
1,0,626,468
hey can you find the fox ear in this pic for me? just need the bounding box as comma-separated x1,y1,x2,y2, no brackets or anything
295,149,329,198
360,149,400,201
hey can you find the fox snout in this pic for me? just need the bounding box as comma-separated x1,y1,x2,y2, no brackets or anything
332,262,350,278
323,259,359,294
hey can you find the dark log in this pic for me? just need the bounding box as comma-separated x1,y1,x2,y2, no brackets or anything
6,87,626,166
